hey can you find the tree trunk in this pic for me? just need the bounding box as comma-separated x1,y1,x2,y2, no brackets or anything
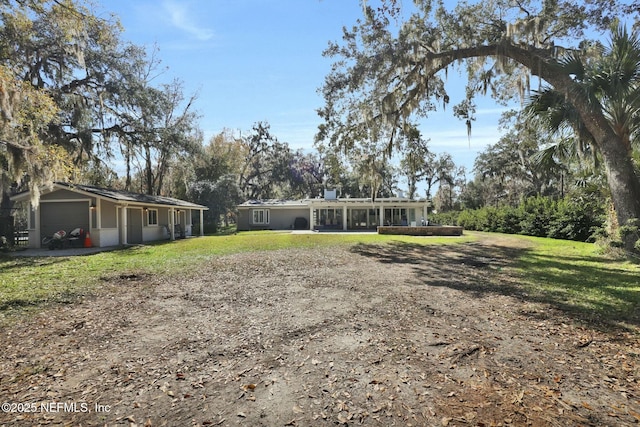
144,143,153,195
124,140,132,191
421,42,640,250
598,135,640,249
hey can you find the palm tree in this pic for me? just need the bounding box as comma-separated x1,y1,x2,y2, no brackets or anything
526,24,640,249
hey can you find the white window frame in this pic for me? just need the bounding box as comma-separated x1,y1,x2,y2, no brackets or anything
252,209,270,225
147,208,158,226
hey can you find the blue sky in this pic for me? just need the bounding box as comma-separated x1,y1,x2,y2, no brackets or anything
99,0,510,184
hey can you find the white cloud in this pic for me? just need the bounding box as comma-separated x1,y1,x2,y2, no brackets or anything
162,0,214,41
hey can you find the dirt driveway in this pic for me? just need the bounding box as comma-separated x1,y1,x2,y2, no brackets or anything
1,236,638,426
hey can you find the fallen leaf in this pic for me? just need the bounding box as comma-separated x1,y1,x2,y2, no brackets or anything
511,390,524,404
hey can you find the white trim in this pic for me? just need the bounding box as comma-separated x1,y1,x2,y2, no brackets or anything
34,203,41,249
252,208,270,225
10,183,208,211
40,199,91,203
147,208,159,226
96,198,102,228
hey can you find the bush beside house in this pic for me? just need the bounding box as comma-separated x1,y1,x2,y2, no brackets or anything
430,196,605,242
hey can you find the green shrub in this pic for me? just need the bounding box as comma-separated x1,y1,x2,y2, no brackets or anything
432,195,604,243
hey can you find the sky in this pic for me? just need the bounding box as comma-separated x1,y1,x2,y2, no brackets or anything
99,0,512,189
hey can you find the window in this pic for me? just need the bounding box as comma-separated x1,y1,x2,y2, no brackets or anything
384,208,407,225
252,209,269,224
147,209,158,226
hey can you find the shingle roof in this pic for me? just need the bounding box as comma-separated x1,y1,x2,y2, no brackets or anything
238,199,308,207
55,183,207,209
10,182,207,209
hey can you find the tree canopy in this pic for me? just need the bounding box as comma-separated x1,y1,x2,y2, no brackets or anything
0,0,201,204
318,0,640,250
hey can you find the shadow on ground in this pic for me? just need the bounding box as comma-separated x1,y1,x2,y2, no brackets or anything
350,240,640,332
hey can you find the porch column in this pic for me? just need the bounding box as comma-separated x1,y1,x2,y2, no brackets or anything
169,208,175,241
199,209,204,236
34,202,41,249
379,205,384,226
342,205,347,231
309,206,314,230
122,206,128,245
423,203,428,224
96,198,102,228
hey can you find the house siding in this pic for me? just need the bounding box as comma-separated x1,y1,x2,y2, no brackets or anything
267,208,309,230
237,209,250,231
13,183,207,248
41,189,86,201
237,207,309,231
237,198,429,232
101,200,118,228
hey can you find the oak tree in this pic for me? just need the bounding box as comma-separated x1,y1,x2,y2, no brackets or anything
319,0,640,250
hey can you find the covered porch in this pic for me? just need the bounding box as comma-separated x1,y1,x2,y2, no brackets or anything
308,198,429,231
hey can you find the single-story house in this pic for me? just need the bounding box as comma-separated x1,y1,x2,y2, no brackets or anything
10,182,208,248
237,190,430,231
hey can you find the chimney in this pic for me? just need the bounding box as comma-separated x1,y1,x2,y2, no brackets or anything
324,189,337,200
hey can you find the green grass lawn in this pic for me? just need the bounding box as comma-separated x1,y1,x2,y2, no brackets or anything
0,232,475,313
514,235,640,325
1,231,638,328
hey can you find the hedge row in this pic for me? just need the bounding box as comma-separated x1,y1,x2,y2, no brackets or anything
429,196,605,242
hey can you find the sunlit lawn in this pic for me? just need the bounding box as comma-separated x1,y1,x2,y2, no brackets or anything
0,231,475,313
514,235,640,324
1,230,638,328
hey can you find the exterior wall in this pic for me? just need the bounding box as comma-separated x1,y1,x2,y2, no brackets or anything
237,207,309,231
141,206,170,242
101,200,118,228
238,201,427,232
142,225,168,242
41,189,87,201
94,229,119,247
237,209,250,231
92,200,118,247
29,205,36,229
28,230,38,249
16,185,207,248
268,208,309,230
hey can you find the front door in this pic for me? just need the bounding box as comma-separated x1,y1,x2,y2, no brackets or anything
127,208,143,244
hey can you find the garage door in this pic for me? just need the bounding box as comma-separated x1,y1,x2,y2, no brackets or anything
40,201,90,239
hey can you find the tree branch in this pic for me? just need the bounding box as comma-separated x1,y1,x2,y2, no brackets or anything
0,140,34,152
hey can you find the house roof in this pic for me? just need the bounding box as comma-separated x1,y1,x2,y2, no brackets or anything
238,197,429,208
11,182,208,210
238,199,309,208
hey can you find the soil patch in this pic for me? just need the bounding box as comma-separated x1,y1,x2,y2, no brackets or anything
1,236,639,426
